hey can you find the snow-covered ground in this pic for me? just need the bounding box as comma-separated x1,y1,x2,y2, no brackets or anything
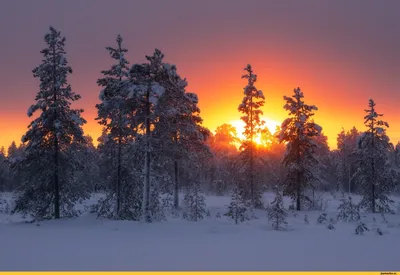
0,192,399,271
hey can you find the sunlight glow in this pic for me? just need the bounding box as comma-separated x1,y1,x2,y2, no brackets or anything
228,117,280,146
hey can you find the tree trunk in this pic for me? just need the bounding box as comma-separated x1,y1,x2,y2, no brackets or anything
371,157,376,213
371,121,376,214
296,180,301,211
250,145,254,206
116,73,123,217
250,95,254,207
52,45,60,220
142,87,151,222
54,135,60,219
174,160,179,209
296,136,301,211
116,135,121,216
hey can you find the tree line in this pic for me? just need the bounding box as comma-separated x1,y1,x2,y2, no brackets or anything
0,27,399,223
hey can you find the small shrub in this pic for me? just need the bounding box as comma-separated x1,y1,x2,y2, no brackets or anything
355,222,369,235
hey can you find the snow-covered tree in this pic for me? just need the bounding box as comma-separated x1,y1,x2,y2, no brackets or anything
95,129,115,192
392,142,400,167
207,124,240,195
337,196,360,222
127,49,166,222
95,34,138,219
7,141,17,158
70,135,99,192
212,124,240,155
225,186,248,224
152,59,211,211
12,27,88,220
336,127,361,193
6,143,26,191
0,148,9,192
237,64,265,208
96,133,143,220
182,179,207,221
354,99,396,213
268,189,288,230
278,87,322,211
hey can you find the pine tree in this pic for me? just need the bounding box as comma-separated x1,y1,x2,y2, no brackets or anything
6,143,25,191
225,186,248,224
237,64,265,208
278,87,322,211
182,180,207,221
96,129,115,192
268,189,288,230
336,127,360,193
70,136,99,192
95,34,138,219
127,49,166,222
95,131,143,220
337,196,360,222
354,99,396,214
0,148,9,192
7,141,18,158
152,60,210,211
12,27,88,220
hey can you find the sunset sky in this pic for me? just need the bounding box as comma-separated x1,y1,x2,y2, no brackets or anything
0,0,399,150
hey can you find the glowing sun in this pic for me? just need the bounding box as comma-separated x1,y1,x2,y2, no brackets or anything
229,117,280,146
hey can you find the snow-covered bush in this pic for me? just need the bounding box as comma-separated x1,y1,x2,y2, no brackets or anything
317,213,328,224
182,182,207,221
304,214,309,224
355,222,369,235
225,188,248,224
337,196,360,222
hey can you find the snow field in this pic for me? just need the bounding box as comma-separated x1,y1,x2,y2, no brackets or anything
0,192,399,271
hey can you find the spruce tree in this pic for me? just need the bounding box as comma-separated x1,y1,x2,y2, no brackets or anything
337,196,360,222
152,60,210,211
7,141,18,158
336,127,360,193
70,136,99,192
95,35,139,219
182,180,207,221
12,27,88,220
237,64,265,208
354,99,396,213
0,148,9,192
6,143,25,191
268,189,288,230
225,186,248,224
278,87,322,211
127,49,166,222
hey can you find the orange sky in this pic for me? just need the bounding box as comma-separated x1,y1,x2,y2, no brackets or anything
1,55,398,151
0,1,399,151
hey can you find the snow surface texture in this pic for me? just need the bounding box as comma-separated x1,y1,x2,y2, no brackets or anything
0,192,399,271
